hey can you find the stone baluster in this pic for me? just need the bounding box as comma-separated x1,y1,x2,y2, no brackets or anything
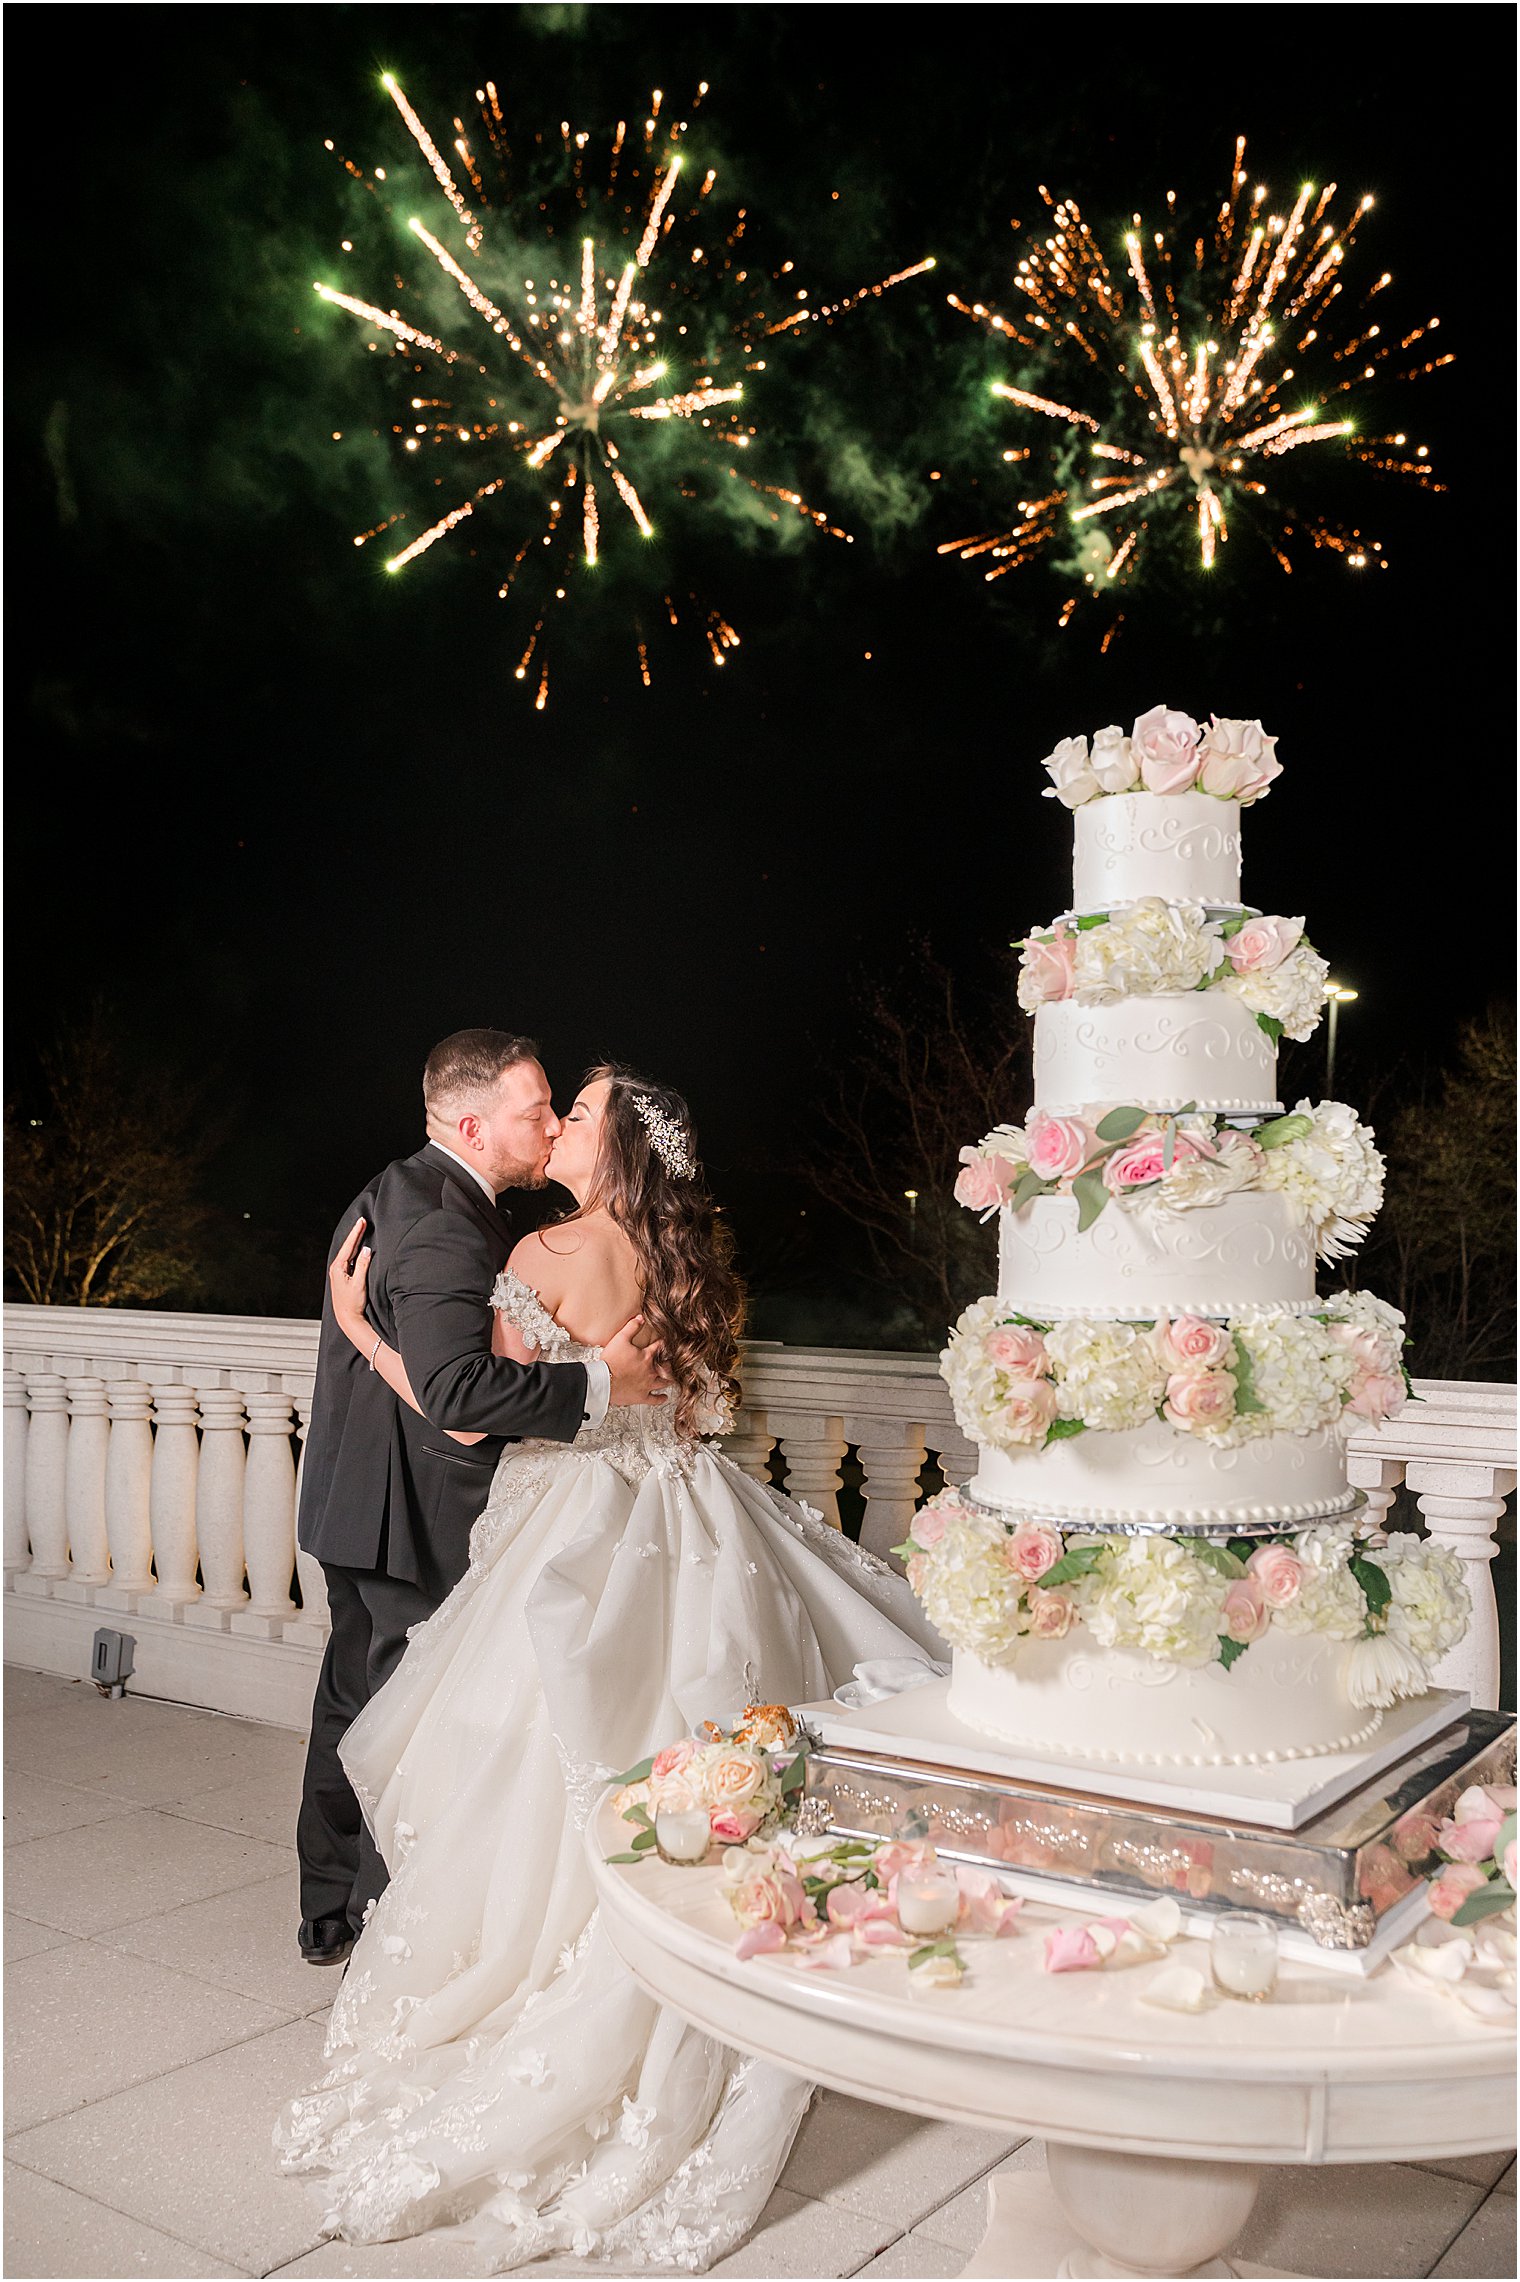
63,1378,112,1585
1344,1453,1406,1538
102,1380,155,1595
4,1367,31,1572
925,1427,979,1493
149,1381,202,1605
195,1387,249,1611
291,1387,330,1633
852,1418,929,1565
1406,1459,1515,1711
243,1392,297,1620
23,1374,70,1578
722,1406,776,1487
771,1411,847,1531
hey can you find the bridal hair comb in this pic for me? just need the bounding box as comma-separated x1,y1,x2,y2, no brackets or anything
630,1092,697,1179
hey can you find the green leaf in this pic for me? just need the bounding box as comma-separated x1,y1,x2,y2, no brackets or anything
1227,1536,1259,1564
1230,1339,1268,1414
630,1827,659,1851
1496,1813,1518,1865
1044,1416,1087,1442
603,1851,648,1864
625,1803,654,1829
1095,1105,1149,1142
1010,1167,1055,1210
1008,1312,1054,1331
1075,911,1110,931
1351,1557,1392,1620
1218,915,1248,938
908,1937,964,1969
1217,1635,1253,1671
1183,1537,1246,1578
1254,1012,1285,1043
1452,1881,1517,1927
614,1755,656,1787
1254,1113,1314,1152
1041,1544,1106,1588
779,1753,807,1794
1072,1169,1111,1231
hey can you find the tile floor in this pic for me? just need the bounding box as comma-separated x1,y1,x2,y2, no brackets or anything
3,1667,1514,2282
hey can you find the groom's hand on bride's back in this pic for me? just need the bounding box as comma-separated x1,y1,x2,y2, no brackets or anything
603,1315,670,1407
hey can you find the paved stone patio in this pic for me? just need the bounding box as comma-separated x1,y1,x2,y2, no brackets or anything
3,1667,1514,2281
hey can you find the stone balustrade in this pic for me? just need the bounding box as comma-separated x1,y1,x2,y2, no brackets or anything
3,1304,1513,1726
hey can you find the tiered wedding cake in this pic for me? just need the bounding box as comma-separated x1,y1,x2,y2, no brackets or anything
900,706,1468,1770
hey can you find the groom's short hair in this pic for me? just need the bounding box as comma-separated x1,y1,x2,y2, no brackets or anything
423,1029,541,1112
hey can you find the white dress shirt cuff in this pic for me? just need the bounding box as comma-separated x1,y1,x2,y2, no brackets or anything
580,1357,611,1430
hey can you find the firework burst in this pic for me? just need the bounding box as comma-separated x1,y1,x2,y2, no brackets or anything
315,73,933,704
942,138,1450,638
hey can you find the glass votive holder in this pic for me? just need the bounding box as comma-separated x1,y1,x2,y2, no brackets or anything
895,1868,961,1937
654,1807,712,1864
1209,1910,1279,2002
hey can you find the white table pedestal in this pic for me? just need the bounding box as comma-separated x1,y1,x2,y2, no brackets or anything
965,2165,1286,2281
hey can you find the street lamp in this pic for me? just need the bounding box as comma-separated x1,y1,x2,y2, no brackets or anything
904,1188,919,1219
1323,982,1358,1092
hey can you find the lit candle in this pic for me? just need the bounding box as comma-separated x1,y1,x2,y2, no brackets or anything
654,1807,712,1864
895,1868,961,1936
1209,1911,1279,2001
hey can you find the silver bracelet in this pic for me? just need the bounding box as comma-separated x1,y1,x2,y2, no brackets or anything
369,1334,382,1372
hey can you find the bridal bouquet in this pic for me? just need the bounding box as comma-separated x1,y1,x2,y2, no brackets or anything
607,1705,807,1855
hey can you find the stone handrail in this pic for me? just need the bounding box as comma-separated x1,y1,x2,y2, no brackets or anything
3,1304,1513,1725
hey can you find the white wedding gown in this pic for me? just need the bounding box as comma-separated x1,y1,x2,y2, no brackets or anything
274,1271,944,2270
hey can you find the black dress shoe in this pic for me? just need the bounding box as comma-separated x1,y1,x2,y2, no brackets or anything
299,1914,356,1967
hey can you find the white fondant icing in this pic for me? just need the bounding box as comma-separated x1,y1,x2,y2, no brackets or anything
1034,993,1281,1115
972,1422,1357,1529
1072,789,1243,914
948,1631,1386,1767
998,1191,1317,1321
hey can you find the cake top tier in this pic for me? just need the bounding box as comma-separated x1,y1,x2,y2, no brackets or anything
1041,706,1280,916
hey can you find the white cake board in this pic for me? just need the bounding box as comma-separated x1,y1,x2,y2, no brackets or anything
797,1681,1471,1832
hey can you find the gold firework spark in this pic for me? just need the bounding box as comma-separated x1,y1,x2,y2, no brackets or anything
316,73,933,702
942,137,1449,629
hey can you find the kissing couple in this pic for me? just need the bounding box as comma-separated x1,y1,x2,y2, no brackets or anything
276,1027,944,2269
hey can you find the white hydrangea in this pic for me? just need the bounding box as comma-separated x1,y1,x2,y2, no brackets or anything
1323,1288,1407,1373
913,1505,1027,1663
1220,940,1330,1040
1082,1535,1227,1668
1371,1534,1471,1664
1044,1319,1166,1431
1272,1523,1368,1641
1072,898,1222,1001
1230,1310,1352,1438
941,1296,1011,1445
1256,1100,1386,1261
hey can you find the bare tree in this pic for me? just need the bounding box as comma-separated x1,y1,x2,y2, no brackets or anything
5,1011,214,1307
800,943,1030,1343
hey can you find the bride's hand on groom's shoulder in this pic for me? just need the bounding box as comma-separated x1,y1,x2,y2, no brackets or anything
329,1216,371,1340
603,1314,670,1407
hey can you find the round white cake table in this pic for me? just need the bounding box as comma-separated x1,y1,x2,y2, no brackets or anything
588,1800,1514,2280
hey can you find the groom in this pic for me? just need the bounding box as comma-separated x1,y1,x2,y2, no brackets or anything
295,1027,664,1966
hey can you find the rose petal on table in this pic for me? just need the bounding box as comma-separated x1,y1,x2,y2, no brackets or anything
1128,1897,1184,1945
734,1922,787,1960
1141,1964,1209,2013
1455,1981,1519,2024
1396,1941,1472,1987
1044,1925,1101,1973
793,1932,858,1971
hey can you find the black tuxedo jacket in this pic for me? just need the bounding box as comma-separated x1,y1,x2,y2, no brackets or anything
297,1144,589,1595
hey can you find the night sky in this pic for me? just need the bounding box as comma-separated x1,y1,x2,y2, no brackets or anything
12,4,1511,1334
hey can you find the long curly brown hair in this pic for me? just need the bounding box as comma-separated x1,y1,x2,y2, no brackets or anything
558,1063,745,1436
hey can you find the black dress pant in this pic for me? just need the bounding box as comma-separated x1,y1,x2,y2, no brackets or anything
296,1562,438,1932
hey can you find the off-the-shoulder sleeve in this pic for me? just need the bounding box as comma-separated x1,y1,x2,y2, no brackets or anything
490,1268,573,1359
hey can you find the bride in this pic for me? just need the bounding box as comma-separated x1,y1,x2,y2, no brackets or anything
275,1062,945,2269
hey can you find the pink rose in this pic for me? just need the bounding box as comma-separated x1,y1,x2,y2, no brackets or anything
1225,916,1304,975
1346,1372,1405,1424
1197,715,1282,805
1427,1862,1490,1921
1043,1924,1101,1973
954,1152,1005,1214
726,1859,810,1932
1163,1368,1237,1432
1104,1130,1208,1194
1220,1578,1269,1645
1435,1811,1503,1865
1130,704,1202,794
1021,928,1077,1005
1026,1112,1096,1182
1025,1585,1076,1639
710,1806,765,1844
1329,1324,1389,1374
1154,1314,1233,1372
910,1504,948,1549
1247,1544,1305,1608
1000,1376,1059,1445
705,1748,768,1811
1005,1520,1063,1582
651,1739,697,1781
985,1324,1050,1374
